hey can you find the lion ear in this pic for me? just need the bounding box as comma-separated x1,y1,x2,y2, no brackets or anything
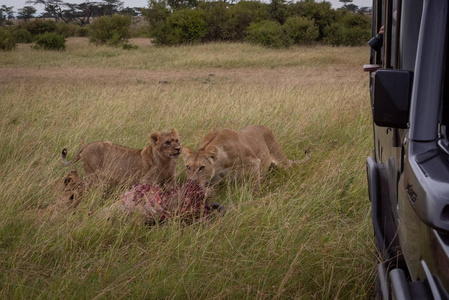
150,132,161,146
182,146,192,159
205,146,218,162
171,128,178,138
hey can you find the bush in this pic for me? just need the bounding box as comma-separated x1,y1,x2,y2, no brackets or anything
151,8,208,45
283,16,319,44
143,0,171,28
21,19,57,37
56,23,77,37
33,32,66,51
200,1,233,42
342,26,371,46
245,20,290,48
89,14,132,46
0,29,16,51
288,1,337,40
323,22,370,46
75,26,89,37
122,43,138,50
339,13,370,28
228,1,270,41
130,25,151,38
12,28,33,43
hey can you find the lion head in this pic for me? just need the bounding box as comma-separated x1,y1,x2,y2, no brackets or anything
51,169,85,210
182,146,218,187
150,128,181,160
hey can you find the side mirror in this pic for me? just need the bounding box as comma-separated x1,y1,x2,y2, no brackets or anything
373,69,413,128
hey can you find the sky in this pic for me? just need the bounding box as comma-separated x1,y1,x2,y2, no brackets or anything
0,0,373,12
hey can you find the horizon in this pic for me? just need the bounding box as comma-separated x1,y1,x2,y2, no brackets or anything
1,0,372,14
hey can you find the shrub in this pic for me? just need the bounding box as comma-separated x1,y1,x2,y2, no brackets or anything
339,13,370,28
151,8,207,45
0,29,16,51
200,1,233,42
89,14,132,46
56,23,77,37
75,26,89,37
143,0,171,28
323,22,370,46
342,26,370,46
130,25,151,38
122,43,138,50
227,1,270,41
288,1,337,40
12,28,33,43
21,19,57,37
245,20,290,48
33,32,66,51
283,16,319,44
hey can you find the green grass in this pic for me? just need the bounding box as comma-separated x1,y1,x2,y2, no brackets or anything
0,38,374,299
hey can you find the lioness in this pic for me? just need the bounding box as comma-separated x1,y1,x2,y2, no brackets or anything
62,129,181,187
48,169,86,215
182,125,309,187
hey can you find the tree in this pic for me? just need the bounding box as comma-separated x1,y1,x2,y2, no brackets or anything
26,0,70,23
0,5,14,26
142,0,170,28
345,3,358,13
339,0,353,8
101,0,124,15
269,0,288,24
358,6,372,15
17,6,37,21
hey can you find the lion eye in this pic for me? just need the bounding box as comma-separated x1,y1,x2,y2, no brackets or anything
199,166,205,171
186,166,190,170
175,139,179,143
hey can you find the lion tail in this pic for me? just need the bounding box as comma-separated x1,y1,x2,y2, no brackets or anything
290,149,311,166
62,148,81,166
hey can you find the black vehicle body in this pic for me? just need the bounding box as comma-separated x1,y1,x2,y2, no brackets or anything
365,0,449,299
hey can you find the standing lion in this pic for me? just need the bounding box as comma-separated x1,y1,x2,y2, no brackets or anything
182,125,309,187
62,129,181,188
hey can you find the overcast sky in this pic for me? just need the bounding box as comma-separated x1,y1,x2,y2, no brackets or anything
1,0,372,12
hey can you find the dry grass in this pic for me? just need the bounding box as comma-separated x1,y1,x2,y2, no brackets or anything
0,38,374,299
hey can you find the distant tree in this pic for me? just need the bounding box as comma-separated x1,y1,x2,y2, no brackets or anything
26,0,70,23
142,0,170,28
339,0,353,8
0,5,15,26
65,2,100,26
269,0,288,24
101,0,124,15
17,6,37,21
288,1,337,40
120,7,140,16
358,6,372,15
345,3,358,13
166,0,199,11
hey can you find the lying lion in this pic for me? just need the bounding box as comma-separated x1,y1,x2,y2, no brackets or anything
49,169,86,213
182,125,309,187
62,129,181,187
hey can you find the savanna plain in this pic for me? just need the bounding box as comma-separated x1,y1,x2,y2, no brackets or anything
0,38,374,299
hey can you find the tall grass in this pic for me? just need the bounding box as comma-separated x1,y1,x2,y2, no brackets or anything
0,38,374,299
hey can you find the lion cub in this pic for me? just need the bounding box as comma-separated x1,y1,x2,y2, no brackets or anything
182,125,308,187
62,129,181,187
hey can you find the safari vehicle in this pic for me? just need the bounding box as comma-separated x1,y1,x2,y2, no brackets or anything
365,0,449,299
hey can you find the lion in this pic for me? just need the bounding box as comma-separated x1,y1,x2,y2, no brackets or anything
49,169,86,213
62,129,181,188
182,125,310,187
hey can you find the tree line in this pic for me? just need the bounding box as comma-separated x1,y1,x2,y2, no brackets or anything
0,0,141,26
0,0,372,49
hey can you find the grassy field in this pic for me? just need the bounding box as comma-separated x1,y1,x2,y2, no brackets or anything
0,38,374,299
